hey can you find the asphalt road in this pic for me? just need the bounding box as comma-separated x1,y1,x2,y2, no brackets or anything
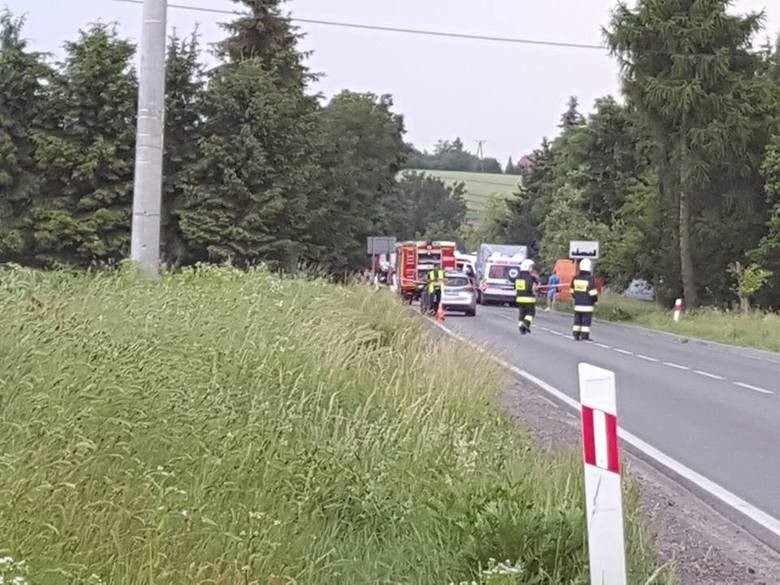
441,304,780,536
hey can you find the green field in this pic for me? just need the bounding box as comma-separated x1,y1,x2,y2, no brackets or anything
406,169,521,219
0,266,671,584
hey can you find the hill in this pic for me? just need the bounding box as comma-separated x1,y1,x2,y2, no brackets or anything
406,169,521,219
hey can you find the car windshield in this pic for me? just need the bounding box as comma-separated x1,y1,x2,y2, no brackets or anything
446,276,469,287
488,264,518,279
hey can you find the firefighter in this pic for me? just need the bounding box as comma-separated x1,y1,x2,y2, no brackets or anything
571,258,598,341
427,261,446,314
514,259,538,335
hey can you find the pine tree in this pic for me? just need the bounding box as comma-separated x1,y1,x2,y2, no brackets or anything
177,60,319,268
505,156,515,175
607,0,767,307
559,96,584,129
217,0,311,86
0,11,53,262
162,31,204,268
32,24,137,266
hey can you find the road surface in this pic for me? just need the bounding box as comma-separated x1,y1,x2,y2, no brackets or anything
441,304,780,540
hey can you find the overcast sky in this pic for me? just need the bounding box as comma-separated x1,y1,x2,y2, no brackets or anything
3,0,779,162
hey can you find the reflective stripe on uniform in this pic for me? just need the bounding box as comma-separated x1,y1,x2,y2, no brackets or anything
573,325,582,332
588,289,598,296
574,305,594,312
580,326,591,333
516,297,536,304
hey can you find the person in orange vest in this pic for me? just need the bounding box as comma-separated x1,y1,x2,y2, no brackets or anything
570,258,598,341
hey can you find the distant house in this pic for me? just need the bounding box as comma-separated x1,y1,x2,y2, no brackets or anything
517,155,536,170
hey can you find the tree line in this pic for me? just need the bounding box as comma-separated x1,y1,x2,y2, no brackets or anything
481,1,780,309
0,1,468,274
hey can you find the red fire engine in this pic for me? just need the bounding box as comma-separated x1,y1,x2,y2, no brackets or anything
394,240,457,303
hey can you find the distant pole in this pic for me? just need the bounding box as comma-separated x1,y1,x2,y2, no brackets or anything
475,139,486,172
130,0,167,276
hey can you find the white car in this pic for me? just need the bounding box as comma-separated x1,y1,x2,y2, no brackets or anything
441,271,477,316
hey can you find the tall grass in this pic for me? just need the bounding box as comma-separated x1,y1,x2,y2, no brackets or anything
573,293,780,352
0,265,671,584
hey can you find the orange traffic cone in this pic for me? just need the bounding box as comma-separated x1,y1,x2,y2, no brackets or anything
436,302,445,322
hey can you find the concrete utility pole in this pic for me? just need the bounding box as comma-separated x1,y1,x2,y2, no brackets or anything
130,0,167,276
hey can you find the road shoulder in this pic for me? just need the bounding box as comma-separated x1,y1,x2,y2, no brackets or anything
500,376,780,585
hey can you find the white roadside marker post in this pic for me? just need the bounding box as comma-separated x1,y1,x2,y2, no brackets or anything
578,363,627,585
673,298,683,322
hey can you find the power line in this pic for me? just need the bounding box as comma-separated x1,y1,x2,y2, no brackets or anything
112,0,607,51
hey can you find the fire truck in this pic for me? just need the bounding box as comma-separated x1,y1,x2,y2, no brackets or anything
394,240,457,303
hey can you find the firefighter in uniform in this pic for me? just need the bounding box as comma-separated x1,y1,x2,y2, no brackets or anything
570,258,598,341
427,262,445,314
514,259,539,335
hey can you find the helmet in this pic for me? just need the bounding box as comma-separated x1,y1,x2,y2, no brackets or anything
520,259,534,272
580,258,593,272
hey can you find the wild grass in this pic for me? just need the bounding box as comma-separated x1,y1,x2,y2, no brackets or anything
0,265,672,584
565,293,780,353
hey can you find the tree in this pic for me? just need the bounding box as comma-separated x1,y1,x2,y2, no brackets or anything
311,91,407,271
607,0,768,307
177,60,319,268
0,11,53,263
31,24,137,266
162,31,204,268
217,0,311,86
395,172,468,240
559,95,584,129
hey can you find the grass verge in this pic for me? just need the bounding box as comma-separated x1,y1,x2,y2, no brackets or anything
0,265,672,584
555,293,780,353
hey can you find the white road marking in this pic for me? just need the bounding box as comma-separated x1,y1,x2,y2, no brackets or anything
734,382,774,395
613,348,633,356
663,362,690,371
595,343,611,349
693,370,726,381
433,320,780,538
636,354,659,363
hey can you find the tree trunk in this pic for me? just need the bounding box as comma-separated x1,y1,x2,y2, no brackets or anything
679,189,698,308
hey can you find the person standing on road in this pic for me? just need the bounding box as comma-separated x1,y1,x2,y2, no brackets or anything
427,261,445,314
514,259,539,335
570,258,598,341
545,271,560,311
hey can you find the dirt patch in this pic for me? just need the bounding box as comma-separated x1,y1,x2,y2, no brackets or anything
500,378,780,585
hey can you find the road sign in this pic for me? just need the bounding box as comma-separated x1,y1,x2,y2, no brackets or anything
569,240,599,260
367,236,396,255
578,363,627,585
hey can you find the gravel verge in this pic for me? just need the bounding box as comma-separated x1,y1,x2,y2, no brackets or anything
500,377,780,585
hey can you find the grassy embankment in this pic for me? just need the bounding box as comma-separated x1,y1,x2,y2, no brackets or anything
0,266,672,584
560,293,780,353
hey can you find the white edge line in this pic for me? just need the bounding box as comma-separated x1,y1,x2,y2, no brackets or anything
734,382,774,395
693,370,726,381
433,321,780,538
636,354,659,363
614,348,633,355
663,361,690,370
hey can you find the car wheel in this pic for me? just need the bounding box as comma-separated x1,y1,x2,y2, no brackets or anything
466,309,476,317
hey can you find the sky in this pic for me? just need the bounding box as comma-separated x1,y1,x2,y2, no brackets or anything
3,0,779,163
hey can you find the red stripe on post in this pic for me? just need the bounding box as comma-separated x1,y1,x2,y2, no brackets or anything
581,406,596,466
606,412,620,474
